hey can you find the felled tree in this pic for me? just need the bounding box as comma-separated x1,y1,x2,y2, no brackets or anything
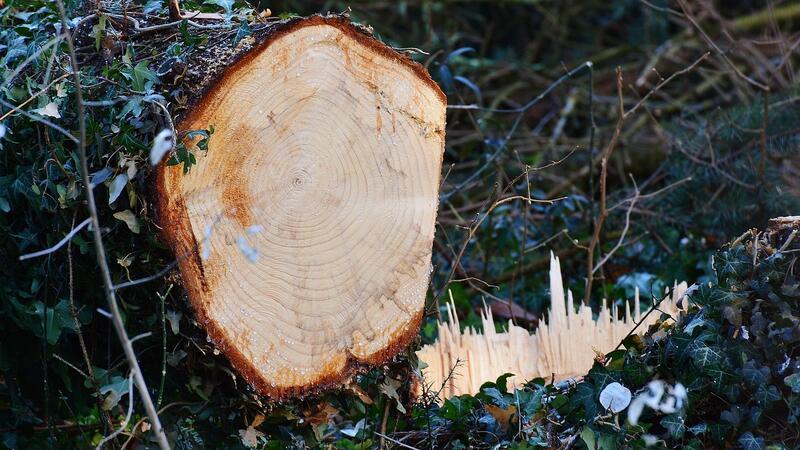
155,15,446,398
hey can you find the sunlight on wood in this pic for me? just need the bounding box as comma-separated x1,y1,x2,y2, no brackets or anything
417,253,688,400
156,17,446,398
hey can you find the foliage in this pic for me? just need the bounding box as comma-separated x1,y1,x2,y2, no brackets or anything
0,0,798,448
400,223,800,449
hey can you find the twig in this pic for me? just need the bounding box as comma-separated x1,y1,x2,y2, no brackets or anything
583,52,708,303
583,68,624,303
440,62,592,200
65,211,113,435
157,285,174,409
95,371,135,450
19,218,91,260
1,34,65,89
0,73,71,122
374,432,421,450
0,97,79,143
52,354,90,379
676,0,769,91
53,1,170,448
592,175,640,275
624,52,711,119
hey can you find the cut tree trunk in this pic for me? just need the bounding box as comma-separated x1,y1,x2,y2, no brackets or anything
155,15,446,399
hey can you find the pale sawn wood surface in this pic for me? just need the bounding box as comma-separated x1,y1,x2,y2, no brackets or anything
158,17,446,396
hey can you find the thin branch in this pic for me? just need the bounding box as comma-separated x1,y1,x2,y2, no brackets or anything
623,52,711,119
95,371,135,450
374,432,421,450
440,62,592,200
19,218,91,260
53,1,170,448
0,98,79,143
113,261,178,291
1,34,65,89
676,0,769,91
0,73,71,122
593,175,640,275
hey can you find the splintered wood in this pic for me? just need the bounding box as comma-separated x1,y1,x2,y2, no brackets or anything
417,253,688,400
156,16,446,398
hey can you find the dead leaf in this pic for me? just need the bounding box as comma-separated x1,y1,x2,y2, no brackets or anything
251,414,265,428
304,403,339,426
347,382,374,405
379,378,406,413
239,414,266,448
113,209,141,234
486,404,517,432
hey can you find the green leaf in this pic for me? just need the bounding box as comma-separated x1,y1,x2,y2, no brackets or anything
481,387,510,409
737,432,765,450
754,384,781,406
660,414,686,439
100,376,130,410
580,426,618,450
107,173,128,205
0,196,9,213
517,387,543,416
688,423,707,435
785,373,800,393
688,341,721,368
30,300,77,345
205,0,234,17
570,382,598,419
93,15,106,51
122,61,159,93
113,209,141,234
232,21,252,47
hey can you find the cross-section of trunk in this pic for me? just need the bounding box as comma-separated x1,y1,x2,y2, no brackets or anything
155,15,446,398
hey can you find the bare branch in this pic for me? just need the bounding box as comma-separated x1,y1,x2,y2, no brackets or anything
19,218,91,260
53,1,170,448
95,371,135,450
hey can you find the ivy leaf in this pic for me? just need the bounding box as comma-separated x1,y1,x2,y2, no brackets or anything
516,387,543,416
32,102,60,118
571,382,598,419
32,300,77,345
754,384,781,406
481,387,510,409
113,209,141,234
205,0,234,18
741,360,770,386
785,373,800,393
580,426,618,450
688,341,721,368
100,375,130,410
107,173,128,205
232,21,252,47
737,432,765,450
90,167,113,185
660,414,686,439
688,423,707,435
122,61,159,93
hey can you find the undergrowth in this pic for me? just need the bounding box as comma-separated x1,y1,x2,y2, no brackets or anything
0,0,798,448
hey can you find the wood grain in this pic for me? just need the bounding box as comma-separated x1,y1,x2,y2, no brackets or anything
418,253,687,400
156,16,446,398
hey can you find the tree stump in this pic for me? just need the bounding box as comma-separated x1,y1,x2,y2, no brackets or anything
155,15,446,398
